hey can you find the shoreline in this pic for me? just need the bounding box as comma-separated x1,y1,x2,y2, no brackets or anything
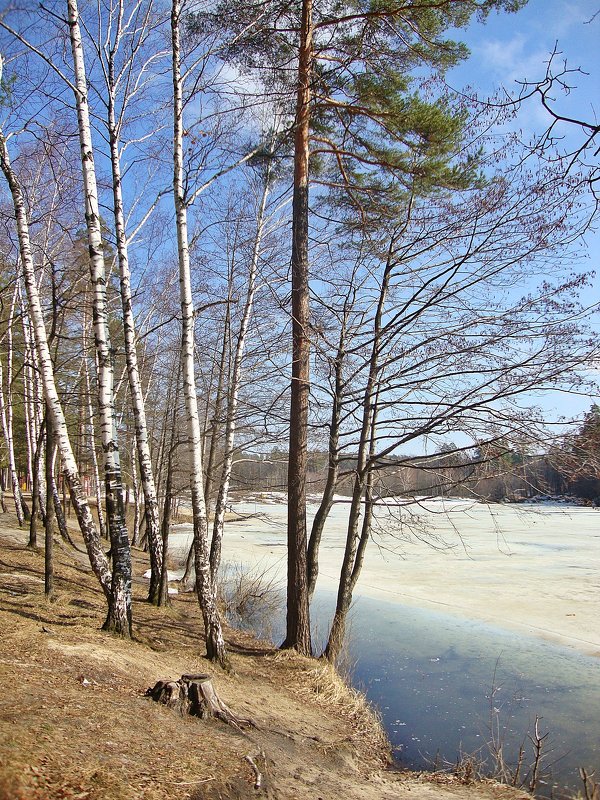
1,512,538,800
168,501,600,792
184,495,600,660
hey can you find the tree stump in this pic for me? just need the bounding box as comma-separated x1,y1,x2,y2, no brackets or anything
145,673,256,730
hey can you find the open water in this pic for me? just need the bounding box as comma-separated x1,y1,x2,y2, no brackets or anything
221,586,600,795
327,595,600,795
169,498,600,794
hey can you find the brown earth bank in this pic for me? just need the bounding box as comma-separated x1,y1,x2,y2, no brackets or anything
0,512,531,800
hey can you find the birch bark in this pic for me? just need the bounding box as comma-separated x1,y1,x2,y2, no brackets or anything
0,283,26,525
0,130,112,598
105,33,163,604
182,290,230,587
171,0,229,668
66,0,132,637
130,432,141,548
83,326,107,541
45,402,54,598
21,294,47,522
21,307,35,498
158,361,181,607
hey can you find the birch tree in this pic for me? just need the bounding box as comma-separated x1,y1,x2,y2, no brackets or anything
82,305,107,541
85,0,167,603
44,400,54,597
209,157,274,579
65,0,132,636
0,280,25,525
0,112,113,603
171,0,228,667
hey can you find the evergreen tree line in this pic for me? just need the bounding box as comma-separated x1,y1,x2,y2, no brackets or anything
227,404,600,505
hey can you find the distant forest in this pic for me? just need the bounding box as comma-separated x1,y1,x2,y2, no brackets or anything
230,405,600,504
5,403,600,513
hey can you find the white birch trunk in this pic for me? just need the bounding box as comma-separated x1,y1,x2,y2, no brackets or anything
182,295,230,587
83,322,107,541
50,440,71,546
171,0,228,668
106,49,163,603
210,172,271,580
21,293,47,517
0,283,26,524
130,434,141,548
45,398,55,597
21,308,35,494
0,131,112,598
66,0,132,637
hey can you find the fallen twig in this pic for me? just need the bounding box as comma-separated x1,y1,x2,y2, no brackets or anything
245,753,263,790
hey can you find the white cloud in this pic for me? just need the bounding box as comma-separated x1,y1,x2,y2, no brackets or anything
475,34,556,87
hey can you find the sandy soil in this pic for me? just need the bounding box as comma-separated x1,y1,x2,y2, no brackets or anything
177,496,600,658
0,512,532,800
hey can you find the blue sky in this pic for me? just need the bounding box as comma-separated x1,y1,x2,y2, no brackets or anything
462,0,598,93
450,0,599,423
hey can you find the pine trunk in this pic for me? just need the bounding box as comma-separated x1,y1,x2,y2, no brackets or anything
284,0,313,656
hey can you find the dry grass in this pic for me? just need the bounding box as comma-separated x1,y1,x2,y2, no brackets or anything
0,514,246,800
0,511,391,800
0,509,535,800
269,649,390,766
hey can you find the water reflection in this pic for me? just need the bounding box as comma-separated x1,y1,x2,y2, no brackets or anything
337,595,599,795
237,587,600,795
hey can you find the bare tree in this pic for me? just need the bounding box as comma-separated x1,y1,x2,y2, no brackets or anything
309,140,597,661
0,115,113,601
516,48,599,204
210,156,275,579
85,0,168,604
171,0,228,667
65,0,132,636
0,279,26,525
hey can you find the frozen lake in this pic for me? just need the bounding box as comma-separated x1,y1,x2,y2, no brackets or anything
169,496,600,792
209,496,600,656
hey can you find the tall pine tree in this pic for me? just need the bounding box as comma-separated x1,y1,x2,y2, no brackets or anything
193,0,527,654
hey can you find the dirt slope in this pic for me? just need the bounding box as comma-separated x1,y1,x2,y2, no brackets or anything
0,513,530,800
